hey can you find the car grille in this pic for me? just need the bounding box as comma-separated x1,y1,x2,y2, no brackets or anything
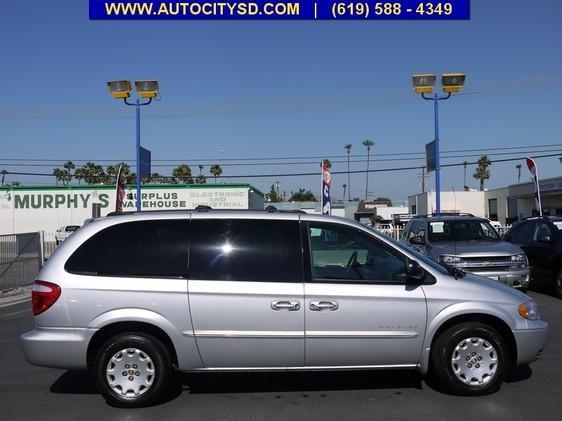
457,256,513,272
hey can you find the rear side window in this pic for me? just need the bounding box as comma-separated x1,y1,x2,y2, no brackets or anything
189,219,303,282
65,219,189,278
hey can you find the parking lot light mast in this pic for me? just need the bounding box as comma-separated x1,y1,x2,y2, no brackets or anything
107,80,159,212
412,73,465,214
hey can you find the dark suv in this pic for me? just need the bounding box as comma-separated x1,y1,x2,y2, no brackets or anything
401,214,529,290
503,217,562,298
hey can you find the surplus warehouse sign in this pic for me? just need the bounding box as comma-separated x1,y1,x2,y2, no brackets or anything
0,185,263,234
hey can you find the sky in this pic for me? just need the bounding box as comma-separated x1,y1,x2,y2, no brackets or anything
1,0,562,203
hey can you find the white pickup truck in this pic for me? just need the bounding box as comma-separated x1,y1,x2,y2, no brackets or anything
54,225,80,245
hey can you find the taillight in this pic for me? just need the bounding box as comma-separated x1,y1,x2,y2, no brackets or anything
32,281,61,316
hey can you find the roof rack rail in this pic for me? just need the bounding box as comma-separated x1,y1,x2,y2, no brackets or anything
106,208,308,216
414,212,476,218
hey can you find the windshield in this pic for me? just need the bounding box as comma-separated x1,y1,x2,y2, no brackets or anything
66,225,80,232
428,220,500,242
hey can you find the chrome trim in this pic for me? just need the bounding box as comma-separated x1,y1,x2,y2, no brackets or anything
190,330,418,339
194,330,304,339
185,364,418,372
307,331,419,339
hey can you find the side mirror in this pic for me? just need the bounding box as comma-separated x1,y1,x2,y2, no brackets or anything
406,259,425,283
409,235,425,245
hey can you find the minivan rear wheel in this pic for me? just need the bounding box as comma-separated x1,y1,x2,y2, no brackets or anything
430,322,508,395
93,333,172,407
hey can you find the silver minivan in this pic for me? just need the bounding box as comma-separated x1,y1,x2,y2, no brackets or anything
21,210,548,407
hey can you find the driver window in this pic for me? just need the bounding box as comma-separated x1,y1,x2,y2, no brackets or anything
534,222,552,241
308,223,407,284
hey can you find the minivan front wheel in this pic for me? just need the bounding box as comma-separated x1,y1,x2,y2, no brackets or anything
430,322,508,395
93,333,172,407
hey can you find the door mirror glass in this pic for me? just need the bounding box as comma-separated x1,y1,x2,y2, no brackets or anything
406,259,425,283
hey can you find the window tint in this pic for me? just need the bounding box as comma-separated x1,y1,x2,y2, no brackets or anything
65,220,188,277
512,221,535,244
534,222,553,241
189,219,303,282
308,223,406,284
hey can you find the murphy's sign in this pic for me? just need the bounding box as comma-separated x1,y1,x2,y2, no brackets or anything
15,192,110,209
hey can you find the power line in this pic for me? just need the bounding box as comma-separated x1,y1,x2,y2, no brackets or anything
2,153,559,181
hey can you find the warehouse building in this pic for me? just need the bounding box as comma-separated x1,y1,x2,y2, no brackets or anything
0,183,264,234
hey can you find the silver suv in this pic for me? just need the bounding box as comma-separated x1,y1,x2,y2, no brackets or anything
401,215,529,290
21,210,548,407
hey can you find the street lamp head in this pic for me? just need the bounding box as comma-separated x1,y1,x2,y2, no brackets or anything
107,80,132,99
412,74,436,94
441,73,466,93
134,80,159,99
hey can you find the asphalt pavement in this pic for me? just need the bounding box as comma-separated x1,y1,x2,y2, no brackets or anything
0,290,560,421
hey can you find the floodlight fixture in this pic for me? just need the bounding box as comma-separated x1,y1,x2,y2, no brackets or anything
412,74,436,94
441,73,466,93
107,80,132,99
134,80,159,99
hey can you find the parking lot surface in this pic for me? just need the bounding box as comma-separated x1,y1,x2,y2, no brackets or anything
1,290,560,421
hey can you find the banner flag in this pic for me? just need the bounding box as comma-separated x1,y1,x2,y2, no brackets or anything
526,157,542,216
321,162,332,215
115,164,126,213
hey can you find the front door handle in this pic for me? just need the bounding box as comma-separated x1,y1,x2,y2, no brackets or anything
271,300,301,311
310,300,339,311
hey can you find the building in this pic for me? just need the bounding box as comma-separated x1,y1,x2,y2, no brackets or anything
408,175,562,225
0,183,264,234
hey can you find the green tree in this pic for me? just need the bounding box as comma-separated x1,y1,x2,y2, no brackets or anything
210,164,223,183
289,188,317,202
74,167,85,185
106,162,130,184
362,139,375,200
80,162,105,185
195,174,207,184
473,155,492,191
372,196,393,206
172,164,194,184
266,184,281,203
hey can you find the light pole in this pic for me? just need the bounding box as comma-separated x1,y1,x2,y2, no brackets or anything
412,73,465,214
107,80,159,212
344,144,352,201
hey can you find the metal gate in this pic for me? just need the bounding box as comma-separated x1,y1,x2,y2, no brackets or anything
0,232,42,292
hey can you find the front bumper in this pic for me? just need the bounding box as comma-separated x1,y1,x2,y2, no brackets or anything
470,268,529,289
20,327,97,369
513,323,549,365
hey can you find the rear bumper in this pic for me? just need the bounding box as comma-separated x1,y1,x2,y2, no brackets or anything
20,327,97,369
513,323,549,365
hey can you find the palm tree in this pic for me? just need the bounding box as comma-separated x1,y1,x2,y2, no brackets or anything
172,164,194,184
463,161,468,189
52,168,64,185
516,164,522,184
81,162,105,185
473,155,492,191
342,184,347,201
74,167,85,185
210,164,223,183
362,139,375,200
344,144,352,201
195,174,207,184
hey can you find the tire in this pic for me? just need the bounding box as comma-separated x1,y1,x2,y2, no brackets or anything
554,269,562,299
430,322,508,395
93,333,172,408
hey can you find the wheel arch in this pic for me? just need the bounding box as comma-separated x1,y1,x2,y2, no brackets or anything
87,321,179,369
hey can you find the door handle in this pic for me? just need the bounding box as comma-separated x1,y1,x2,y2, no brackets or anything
271,300,301,311
309,300,339,311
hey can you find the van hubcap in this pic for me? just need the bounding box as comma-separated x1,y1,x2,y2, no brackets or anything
106,348,155,397
451,337,497,385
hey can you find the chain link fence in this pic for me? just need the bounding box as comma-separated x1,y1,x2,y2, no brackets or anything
0,232,43,292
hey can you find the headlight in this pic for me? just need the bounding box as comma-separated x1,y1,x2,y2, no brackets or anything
511,253,528,268
439,255,462,264
518,301,541,320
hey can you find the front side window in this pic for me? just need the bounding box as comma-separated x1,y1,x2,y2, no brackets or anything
65,219,189,277
189,219,303,282
308,223,406,283
428,220,499,242
534,222,553,241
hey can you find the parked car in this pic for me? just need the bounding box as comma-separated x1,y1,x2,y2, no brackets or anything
21,210,547,407
54,225,80,245
503,216,562,298
401,214,529,290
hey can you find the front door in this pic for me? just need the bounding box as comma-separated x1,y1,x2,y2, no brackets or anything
188,217,305,368
303,220,427,367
